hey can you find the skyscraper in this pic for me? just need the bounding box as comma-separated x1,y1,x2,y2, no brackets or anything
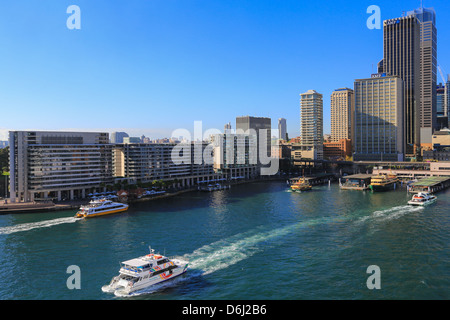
300,90,323,160
236,116,271,162
382,14,421,156
330,88,354,142
224,122,232,134
278,118,287,141
353,75,404,161
437,76,450,129
408,7,438,149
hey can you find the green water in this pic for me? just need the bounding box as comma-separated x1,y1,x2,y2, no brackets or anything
0,182,448,299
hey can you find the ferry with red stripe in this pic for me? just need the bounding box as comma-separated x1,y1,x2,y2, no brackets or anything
102,247,189,296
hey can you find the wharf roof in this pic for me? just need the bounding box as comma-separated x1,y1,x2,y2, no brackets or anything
343,174,373,179
410,176,450,187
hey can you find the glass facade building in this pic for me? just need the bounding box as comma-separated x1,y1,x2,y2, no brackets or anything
353,76,404,161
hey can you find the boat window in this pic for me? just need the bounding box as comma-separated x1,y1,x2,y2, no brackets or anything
157,259,169,265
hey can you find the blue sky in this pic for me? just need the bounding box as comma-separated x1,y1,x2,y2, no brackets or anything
0,0,449,140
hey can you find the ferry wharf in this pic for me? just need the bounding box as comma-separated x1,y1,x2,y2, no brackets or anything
408,176,450,194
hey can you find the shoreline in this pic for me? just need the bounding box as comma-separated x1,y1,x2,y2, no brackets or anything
0,176,335,215
0,178,280,215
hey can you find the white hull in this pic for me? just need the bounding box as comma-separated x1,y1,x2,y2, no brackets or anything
407,198,436,206
102,254,188,296
103,264,188,296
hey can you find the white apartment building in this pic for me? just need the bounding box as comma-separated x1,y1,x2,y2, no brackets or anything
9,131,112,202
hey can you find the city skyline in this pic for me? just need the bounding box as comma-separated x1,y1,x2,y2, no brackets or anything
1,1,450,141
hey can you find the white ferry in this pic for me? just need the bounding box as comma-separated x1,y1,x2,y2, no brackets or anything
102,248,189,296
75,199,128,218
407,192,437,206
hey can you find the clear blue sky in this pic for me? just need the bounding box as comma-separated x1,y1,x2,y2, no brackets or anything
1,0,449,140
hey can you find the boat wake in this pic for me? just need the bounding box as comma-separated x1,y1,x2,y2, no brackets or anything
357,205,424,224
183,216,333,276
0,217,81,235
114,217,335,297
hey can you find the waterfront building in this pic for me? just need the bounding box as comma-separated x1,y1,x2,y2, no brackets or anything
353,75,404,161
9,131,112,202
323,139,352,161
110,132,129,144
271,143,291,159
382,14,421,156
236,116,271,163
407,7,438,149
211,133,259,179
300,90,323,160
112,142,222,187
278,118,287,141
330,88,354,143
422,128,450,161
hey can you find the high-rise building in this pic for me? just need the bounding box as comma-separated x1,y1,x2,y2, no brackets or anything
110,131,129,144
353,75,404,161
446,75,450,125
383,14,421,156
235,116,271,162
278,118,287,141
224,122,232,134
299,90,323,160
408,7,438,148
211,133,259,179
437,77,450,129
330,88,354,143
9,131,112,202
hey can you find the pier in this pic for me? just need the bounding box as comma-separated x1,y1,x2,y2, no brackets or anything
407,176,450,194
339,174,372,191
289,173,336,186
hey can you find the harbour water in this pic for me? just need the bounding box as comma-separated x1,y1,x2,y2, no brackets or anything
0,181,448,300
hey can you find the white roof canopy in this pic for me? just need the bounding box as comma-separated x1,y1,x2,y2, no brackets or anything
121,258,149,267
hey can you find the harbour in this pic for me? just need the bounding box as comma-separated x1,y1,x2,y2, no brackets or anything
0,181,448,300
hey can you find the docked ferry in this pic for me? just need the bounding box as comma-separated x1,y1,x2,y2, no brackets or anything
290,178,312,192
102,248,189,296
407,192,437,206
369,174,398,192
75,199,128,218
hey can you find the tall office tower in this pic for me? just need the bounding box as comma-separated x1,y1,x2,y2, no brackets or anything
278,118,287,141
447,75,450,124
408,7,438,149
224,122,232,133
330,88,354,143
353,75,404,161
300,90,323,160
9,131,112,203
110,131,129,144
236,116,271,161
383,15,421,156
437,78,449,129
